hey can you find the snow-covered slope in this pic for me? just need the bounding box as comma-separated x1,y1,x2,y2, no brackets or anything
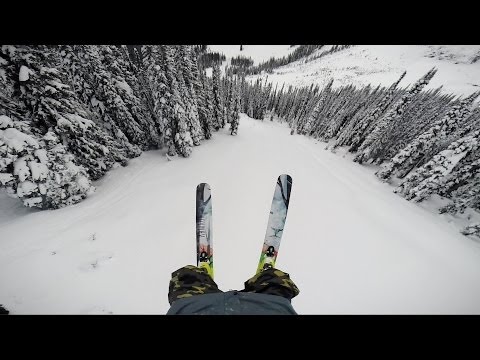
236,45,480,96
1,115,480,314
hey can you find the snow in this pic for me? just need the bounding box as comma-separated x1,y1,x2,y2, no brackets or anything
16,180,37,197
28,161,49,181
43,131,57,142
0,128,39,152
45,85,57,93
236,45,480,96
23,197,42,207
1,115,480,314
77,175,91,191
115,79,133,95
0,115,13,129
34,149,48,164
47,80,69,90
19,65,34,82
58,114,94,132
0,173,13,185
13,157,30,182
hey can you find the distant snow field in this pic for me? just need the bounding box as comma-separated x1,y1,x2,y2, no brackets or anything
1,115,480,314
212,45,480,96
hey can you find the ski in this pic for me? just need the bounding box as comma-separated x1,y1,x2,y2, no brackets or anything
196,183,214,278
256,174,293,274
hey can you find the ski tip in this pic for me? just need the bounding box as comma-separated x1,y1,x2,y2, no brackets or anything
196,183,211,195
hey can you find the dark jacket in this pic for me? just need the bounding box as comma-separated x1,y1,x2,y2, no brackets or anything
166,290,297,315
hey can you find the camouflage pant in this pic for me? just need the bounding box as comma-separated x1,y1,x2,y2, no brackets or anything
168,265,299,305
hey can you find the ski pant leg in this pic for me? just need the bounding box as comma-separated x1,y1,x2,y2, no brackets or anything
168,265,222,305
242,268,300,300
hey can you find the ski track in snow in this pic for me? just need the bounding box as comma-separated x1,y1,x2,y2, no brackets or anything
1,115,480,314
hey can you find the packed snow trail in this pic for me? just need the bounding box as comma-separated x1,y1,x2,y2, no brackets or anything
1,114,480,314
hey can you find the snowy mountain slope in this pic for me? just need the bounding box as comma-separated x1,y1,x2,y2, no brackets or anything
236,45,480,96
1,114,480,314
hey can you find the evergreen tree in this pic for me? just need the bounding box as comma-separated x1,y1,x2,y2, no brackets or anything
190,50,213,140
354,68,436,164
162,45,193,157
98,45,161,149
395,129,480,202
59,45,144,155
323,84,361,141
332,84,383,149
211,62,224,130
377,91,480,181
348,72,406,153
230,79,240,135
142,45,172,151
2,45,139,181
0,114,91,209
174,45,202,145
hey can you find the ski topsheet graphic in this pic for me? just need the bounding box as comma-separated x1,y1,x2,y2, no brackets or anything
196,183,214,278
256,174,293,274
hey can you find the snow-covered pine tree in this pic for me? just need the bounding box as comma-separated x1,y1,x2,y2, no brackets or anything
400,91,457,149
258,79,271,120
278,85,293,119
348,71,406,153
3,45,138,181
297,84,321,130
59,45,142,158
276,84,290,119
141,45,174,153
438,171,480,216
377,90,480,181
323,84,361,141
332,84,383,150
0,112,91,209
395,129,480,202
354,68,436,164
190,50,213,140
230,79,240,135
433,117,480,198
291,84,314,133
267,83,278,113
224,74,234,124
311,85,343,138
377,87,449,161
126,46,159,134
211,61,224,130
98,45,161,149
273,83,285,116
173,45,202,146
161,45,193,157
285,88,300,126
